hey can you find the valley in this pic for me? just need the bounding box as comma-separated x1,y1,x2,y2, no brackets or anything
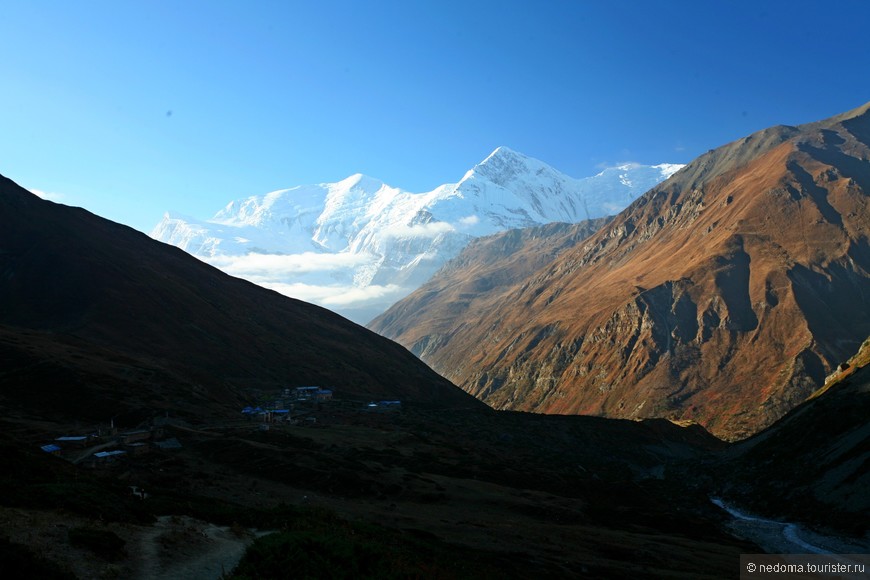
1,102,869,578
0,398,754,578
3,351,869,579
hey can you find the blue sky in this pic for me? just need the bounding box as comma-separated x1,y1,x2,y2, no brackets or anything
2,0,869,233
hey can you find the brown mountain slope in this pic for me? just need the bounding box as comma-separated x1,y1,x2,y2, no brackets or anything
0,175,482,423
372,102,870,440
370,218,611,359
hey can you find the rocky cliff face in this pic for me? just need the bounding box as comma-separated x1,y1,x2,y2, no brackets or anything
370,218,612,360
371,103,870,440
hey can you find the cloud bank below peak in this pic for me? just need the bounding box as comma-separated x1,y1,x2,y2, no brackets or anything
153,148,682,324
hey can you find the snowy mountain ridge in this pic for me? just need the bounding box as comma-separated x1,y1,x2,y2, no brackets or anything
151,147,682,323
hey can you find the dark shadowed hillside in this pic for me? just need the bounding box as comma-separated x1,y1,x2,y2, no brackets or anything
713,336,870,534
0,174,482,423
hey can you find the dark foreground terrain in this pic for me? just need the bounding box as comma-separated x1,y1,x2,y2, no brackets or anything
0,402,751,579
3,338,870,579
3,357,869,580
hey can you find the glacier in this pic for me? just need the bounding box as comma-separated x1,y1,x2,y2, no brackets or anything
151,147,682,324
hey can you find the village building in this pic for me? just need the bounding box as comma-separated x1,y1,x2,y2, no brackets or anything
294,386,320,400
91,450,127,466
153,438,182,450
119,430,152,444
125,442,150,456
366,400,402,412
40,444,62,456
55,435,90,448
271,409,291,422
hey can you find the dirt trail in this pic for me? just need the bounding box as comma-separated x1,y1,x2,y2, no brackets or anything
0,506,268,579
132,515,265,580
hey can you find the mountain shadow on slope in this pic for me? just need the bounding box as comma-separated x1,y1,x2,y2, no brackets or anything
0,174,482,423
711,336,870,535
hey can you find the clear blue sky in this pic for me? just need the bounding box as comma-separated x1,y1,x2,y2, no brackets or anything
2,0,869,233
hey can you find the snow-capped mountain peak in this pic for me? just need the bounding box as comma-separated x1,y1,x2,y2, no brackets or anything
465,146,542,186
334,173,384,189
152,148,683,323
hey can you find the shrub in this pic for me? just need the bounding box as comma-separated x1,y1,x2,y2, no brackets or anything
68,527,126,560
0,537,75,579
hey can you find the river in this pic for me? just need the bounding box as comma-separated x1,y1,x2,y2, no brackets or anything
710,498,870,555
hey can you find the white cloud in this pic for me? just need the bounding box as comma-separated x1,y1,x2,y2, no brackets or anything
594,161,644,172
320,284,409,307
29,188,65,202
203,250,415,320
205,251,376,276
259,281,409,308
380,221,454,240
458,215,479,226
